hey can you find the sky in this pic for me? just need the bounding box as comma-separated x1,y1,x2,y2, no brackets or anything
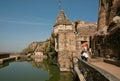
0,0,99,52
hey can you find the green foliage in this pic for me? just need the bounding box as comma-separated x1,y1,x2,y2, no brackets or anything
43,38,57,59
22,48,34,54
43,43,49,55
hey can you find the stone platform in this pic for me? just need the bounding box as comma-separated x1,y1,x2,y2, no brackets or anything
0,56,20,64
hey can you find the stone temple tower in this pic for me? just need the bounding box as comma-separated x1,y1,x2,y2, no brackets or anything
53,10,77,71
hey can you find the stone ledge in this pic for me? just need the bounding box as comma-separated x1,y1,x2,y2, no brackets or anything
104,59,120,67
0,57,16,64
74,67,86,81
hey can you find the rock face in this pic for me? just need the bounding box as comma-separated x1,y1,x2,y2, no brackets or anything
97,0,120,31
53,10,97,71
28,42,44,52
22,40,49,55
93,0,120,60
28,42,38,51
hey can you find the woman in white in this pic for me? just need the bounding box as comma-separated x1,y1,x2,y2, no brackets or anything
82,51,89,61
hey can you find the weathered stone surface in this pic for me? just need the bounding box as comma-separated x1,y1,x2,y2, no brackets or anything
93,0,120,61
97,0,120,31
76,21,97,35
54,10,71,27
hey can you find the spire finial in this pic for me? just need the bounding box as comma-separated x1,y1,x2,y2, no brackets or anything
58,0,62,10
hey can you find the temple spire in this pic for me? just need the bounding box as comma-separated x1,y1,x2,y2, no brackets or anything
54,0,71,27
54,10,70,27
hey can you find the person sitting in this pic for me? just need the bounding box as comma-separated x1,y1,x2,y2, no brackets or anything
81,51,89,61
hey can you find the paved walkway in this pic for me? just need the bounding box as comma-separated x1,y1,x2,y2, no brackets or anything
90,61,120,80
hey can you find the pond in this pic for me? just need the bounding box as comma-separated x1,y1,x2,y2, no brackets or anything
0,58,75,81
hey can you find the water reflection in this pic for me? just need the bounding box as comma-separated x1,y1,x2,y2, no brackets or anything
0,62,9,69
0,61,49,81
31,58,75,81
0,57,75,81
34,57,43,62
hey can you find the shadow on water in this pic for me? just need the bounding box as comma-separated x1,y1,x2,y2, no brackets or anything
0,57,75,81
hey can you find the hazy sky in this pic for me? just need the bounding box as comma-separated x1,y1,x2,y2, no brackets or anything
0,0,99,52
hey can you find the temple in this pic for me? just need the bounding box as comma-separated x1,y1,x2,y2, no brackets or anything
53,10,97,71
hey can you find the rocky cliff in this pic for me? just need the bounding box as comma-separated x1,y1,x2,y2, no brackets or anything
94,0,120,60
97,0,120,33
22,38,50,54
22,35,57,59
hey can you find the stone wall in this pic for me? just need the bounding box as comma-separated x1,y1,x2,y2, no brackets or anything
58,30,76,71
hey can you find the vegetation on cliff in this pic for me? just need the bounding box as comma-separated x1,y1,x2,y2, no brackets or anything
22,47,34,54
43,36,57,59
22,34,57,60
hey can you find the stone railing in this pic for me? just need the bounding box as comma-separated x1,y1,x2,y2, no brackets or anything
78,59,119,81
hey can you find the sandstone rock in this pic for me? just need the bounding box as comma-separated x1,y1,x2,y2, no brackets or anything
113,16,120,24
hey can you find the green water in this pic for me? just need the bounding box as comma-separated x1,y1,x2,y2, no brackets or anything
0,58,75,81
